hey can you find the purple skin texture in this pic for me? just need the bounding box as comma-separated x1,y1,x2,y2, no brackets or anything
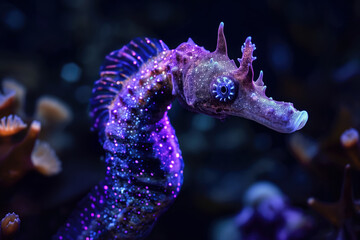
173,22,308,133
54,23,308,240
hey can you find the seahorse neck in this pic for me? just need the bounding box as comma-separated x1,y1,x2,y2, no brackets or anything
103,50,183,190
111,50,174,121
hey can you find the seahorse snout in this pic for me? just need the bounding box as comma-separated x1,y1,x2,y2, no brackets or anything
290,110,308,132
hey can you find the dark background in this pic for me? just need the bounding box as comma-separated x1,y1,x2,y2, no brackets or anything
1,0,360,239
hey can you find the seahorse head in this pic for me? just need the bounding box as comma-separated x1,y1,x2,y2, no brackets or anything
176,22,308,133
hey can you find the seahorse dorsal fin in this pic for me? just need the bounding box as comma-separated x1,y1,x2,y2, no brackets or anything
90,37,167,134
214,22,227,56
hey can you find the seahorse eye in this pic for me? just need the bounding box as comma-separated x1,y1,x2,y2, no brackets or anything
211,76,236,102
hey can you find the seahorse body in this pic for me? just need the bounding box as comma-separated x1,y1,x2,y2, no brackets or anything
54,23,308,240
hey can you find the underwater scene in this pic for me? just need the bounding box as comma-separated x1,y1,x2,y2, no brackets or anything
1,0,360,239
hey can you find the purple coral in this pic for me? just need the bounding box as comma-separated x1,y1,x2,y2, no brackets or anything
236,182,314,240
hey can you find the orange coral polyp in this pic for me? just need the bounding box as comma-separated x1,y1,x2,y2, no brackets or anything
31,140,62,176
1,212,20,237
0,115,27,136
35,96,72,125
341,128,359,148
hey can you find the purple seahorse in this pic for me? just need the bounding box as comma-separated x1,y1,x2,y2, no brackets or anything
54,23,308,240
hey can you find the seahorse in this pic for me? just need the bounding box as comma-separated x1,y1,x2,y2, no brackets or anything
54,22,308,240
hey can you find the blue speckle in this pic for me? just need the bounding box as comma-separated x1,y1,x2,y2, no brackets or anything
192,114,215,131
4,9,25,30
61,62,82,82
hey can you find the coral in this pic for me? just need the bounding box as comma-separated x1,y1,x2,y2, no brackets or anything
0,119,41,186
0,115,27,136
1,79,26,116
31,140,61,176
34,96,73,150
288,116,360,239
340,128,360,169
0,79,68,186
0,90,16,118
289,133,319,166
236,182,314,240
308,164,360,239
340,128,359,148
35,96,73,128
0,212,20,240
288,111,360,174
